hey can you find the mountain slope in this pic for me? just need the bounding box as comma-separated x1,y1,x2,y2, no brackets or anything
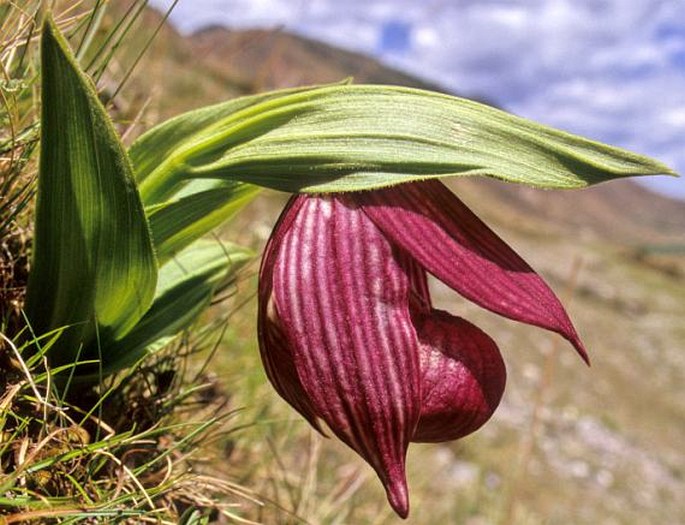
190,26,453,94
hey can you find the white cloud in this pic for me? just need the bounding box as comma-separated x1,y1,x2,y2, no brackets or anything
151,0,685,199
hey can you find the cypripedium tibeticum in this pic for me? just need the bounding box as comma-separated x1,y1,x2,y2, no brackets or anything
258,179,587,518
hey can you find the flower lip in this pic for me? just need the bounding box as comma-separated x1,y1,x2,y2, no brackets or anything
386,476,410,519
411,308,506,443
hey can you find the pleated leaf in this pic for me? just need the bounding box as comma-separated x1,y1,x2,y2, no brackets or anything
147,180,260,265
133,84,675,194
96,240,253,377
129,85,325,205
24,17,157,365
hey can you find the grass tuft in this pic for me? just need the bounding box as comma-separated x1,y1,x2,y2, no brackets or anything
0,3,263,523
0,330,262,523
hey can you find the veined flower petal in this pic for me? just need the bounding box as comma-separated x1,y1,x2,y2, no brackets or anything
412,309,506,443
258,196,323,432
269,194,422,518
395,250,432,311
259,309,325,433
358,180,589,363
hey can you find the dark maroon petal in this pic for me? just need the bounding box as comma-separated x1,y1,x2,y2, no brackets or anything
259,305,325,433
357,180,589,364
258,196,324,432
411,309,506,443
395,249,432,312
270,194,421,518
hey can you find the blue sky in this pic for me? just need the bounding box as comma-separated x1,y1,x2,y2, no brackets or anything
151,0,685,200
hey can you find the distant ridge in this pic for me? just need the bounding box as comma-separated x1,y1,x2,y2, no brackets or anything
190,26,457,95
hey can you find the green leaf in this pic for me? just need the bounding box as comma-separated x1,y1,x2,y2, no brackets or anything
24,17,157,365
129,85,325,205
147,179,260,265
135,84,675,194
98,240,253,376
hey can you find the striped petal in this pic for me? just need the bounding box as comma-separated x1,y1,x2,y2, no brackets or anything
396,250,432,312
357,180,589,363
412,309,506,443
268,194,421,518
258,196,323,432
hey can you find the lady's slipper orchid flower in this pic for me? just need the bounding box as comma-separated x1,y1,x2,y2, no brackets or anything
258,179,587,518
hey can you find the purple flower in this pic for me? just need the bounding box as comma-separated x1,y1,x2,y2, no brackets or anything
258,179,586,518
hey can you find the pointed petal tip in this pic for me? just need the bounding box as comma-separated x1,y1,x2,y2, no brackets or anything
385,476,410,519
579,347,591,367
579,345,591,367
566,333,590,367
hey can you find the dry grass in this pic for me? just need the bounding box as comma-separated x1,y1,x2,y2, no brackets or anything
0,328,264,523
